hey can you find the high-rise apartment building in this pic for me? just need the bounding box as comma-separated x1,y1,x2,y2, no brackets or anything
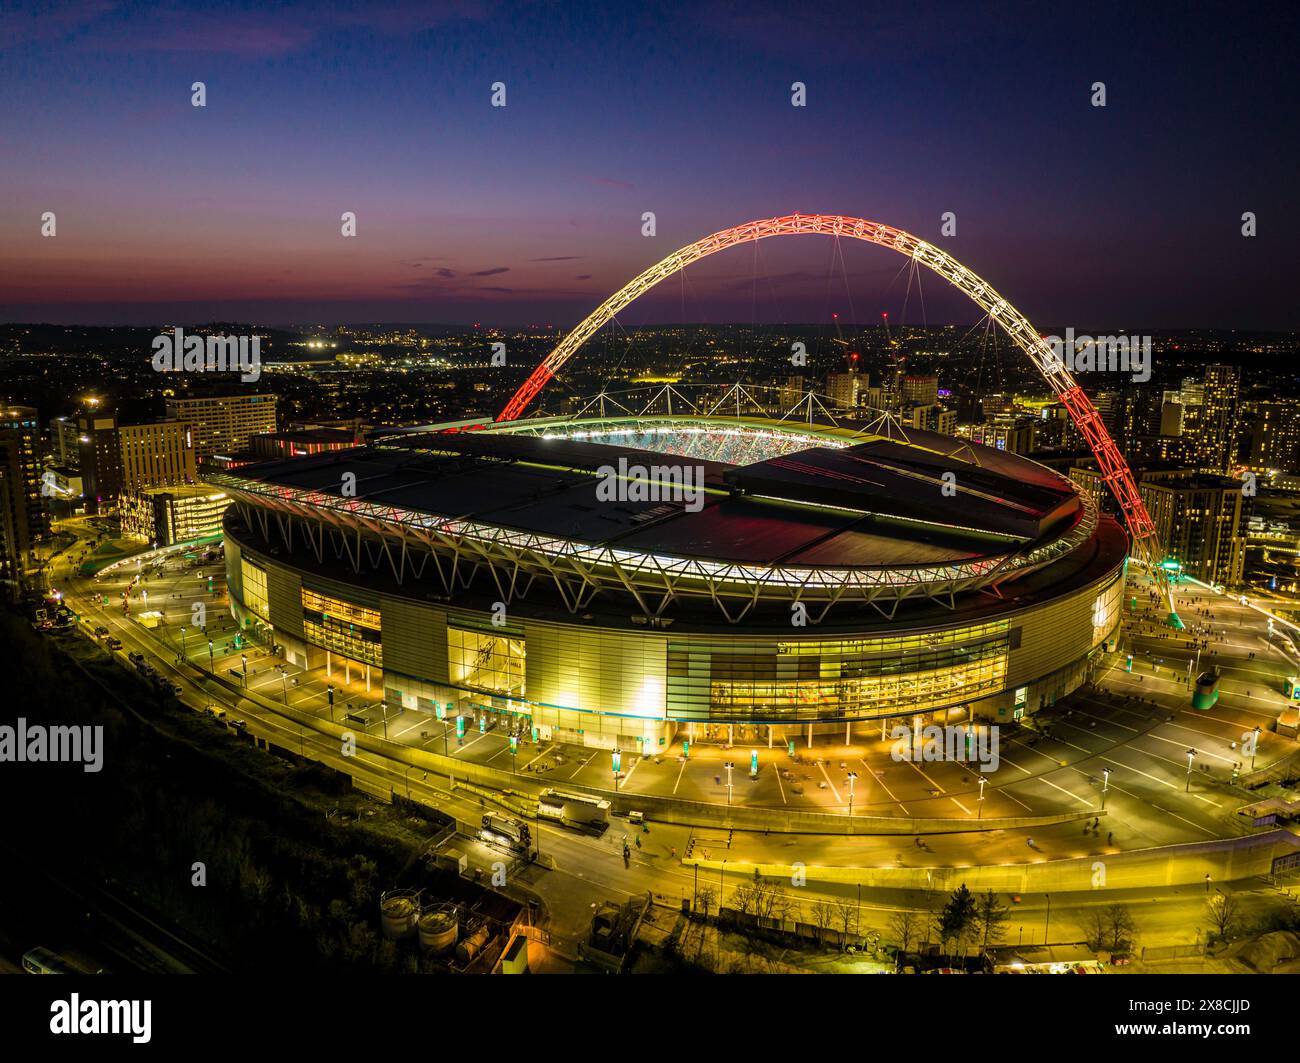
118,420,198,492
77,408,123,512
164,394,277,459
1069,463,1245,586
0,405,50,588
1249,402,1300,473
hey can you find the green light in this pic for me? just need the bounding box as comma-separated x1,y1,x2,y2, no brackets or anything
1125,654,1133,672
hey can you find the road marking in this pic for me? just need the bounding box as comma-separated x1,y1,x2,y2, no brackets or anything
858,759,910,816
1031,773,1094,809
816,761,842,802
672,758,687,795
903,759,944,794
569,751,597,779
393,717,428,739
949,797,971,815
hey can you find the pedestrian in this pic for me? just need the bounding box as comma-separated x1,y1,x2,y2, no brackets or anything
1107,832,1113,845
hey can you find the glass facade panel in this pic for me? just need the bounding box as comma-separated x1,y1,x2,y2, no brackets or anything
241,559,270,621
667,622,1011,722
301,588,382,665
448,625,526,699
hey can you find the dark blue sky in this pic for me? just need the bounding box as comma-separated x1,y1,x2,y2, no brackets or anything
1,0,1297,328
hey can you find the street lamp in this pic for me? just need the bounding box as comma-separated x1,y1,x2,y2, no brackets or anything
1101,768,1110,811
724,761,735,806
326,683,335,722
277,664,289,704
1252,725,1261,771
240,653,248,687
380,700,388,740
977,775,986,819
847,771,858,817
612,748,622,791
1186,748,1196,792
207,639,214,672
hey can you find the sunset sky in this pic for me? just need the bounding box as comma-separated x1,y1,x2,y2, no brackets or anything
2,0,1296,328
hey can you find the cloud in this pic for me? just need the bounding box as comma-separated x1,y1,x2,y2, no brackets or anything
532,256,582,261
471,267,510,277
575,274,592,280
37,1,497,57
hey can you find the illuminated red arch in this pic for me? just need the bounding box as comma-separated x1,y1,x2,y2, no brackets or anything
498,212,1155,544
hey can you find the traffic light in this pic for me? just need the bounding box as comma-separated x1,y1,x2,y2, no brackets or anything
509,735,518,754
456,715,466,738
1125,654,1133,672
682,739,689,759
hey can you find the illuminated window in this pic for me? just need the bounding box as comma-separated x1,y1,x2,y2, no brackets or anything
667,623,1012,722
448,625,526,698
301,588,381,665
241,559,270,620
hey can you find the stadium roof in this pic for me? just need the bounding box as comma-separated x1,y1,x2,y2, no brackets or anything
221,429,1081,569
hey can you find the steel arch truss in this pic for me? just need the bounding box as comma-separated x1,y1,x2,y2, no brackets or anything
497,212,1157,553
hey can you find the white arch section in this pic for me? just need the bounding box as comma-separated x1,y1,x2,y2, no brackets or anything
498,212,1155,546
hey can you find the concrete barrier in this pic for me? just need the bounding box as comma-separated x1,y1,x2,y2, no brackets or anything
685,828,1300,892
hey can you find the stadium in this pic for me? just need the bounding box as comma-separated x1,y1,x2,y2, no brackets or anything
212,399,1126,753
211,214,1153,753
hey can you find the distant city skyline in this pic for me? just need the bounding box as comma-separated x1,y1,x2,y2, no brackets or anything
2,1,1297,329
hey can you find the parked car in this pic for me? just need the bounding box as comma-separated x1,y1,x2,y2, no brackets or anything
105,637,123,651
128,651,145,664
93,625,109,638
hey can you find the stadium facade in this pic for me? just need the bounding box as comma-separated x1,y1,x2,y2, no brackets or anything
214,413,1125,751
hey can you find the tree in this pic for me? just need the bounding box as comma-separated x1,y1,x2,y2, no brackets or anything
1103,903,1137,953
729,882,759,917
810,899,837,938
1207,892,1240,943
833,898,860,940
972,890,1010,951
939,884,978,964
1081,909,1108,952
888,909,922,956
697,886,717,922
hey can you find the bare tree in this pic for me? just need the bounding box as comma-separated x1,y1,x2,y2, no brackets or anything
1207,892,1239,942
1103,903,1137,953
810,899,837,937
888,909,922,956
1081,908,1108,952
729,882,759,917
833,898,860,939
